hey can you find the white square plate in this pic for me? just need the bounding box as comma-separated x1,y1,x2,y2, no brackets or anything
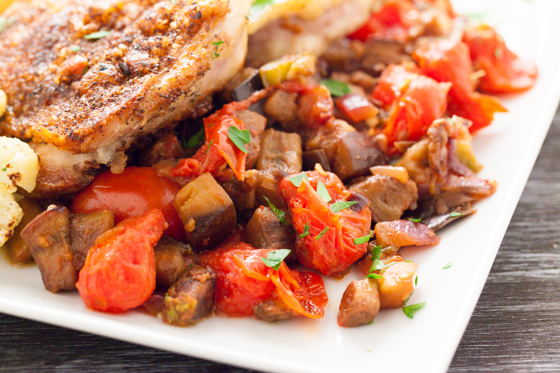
2,1,560,372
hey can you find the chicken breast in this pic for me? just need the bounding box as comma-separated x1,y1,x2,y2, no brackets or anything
246,0,383,67
0,0,251,155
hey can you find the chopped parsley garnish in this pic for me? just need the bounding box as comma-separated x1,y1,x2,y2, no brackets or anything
263,196,287,225
316,180,331,203
69,45,80,53
171,0,176,4
404,291,414,306
443,262,452,269
415,275,418,286
299,223,310,238
320,79,351,97
449,211,464,218
408,217,422,223
0,16,16,34
212,41,225,58
353,230,373,245
1,166,7,172
365,245,397,279
84,30,112,40
228,125,251,153
315,227,329,241
402,302,426,319
186,127,205,148
203,139,214,156
261,249,291,271
330,201,357,213
249,0,276,21
288,173,309,187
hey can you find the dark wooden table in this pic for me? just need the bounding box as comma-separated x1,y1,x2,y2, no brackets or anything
1,107,559,373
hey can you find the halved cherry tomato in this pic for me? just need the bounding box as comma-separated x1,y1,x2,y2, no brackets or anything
371,62,422,107
335,94,378,123
72,167,184,241
279,171,371,276
199,238,327,318
76,209,166,313
413,39,507,132
462,24,537,93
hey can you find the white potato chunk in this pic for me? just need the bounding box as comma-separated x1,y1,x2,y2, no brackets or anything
0,136,39,193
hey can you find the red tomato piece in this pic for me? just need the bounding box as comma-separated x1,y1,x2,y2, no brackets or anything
72,167,184,241
413,39,507,132
76,209,166,313
298,85,334,128
374,220,440,248
383,74,450,146
335,94,378,123
371,62,422,107
462,24,537,93
279,171,371,276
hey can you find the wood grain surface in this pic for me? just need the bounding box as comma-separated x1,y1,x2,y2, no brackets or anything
1,107,559,373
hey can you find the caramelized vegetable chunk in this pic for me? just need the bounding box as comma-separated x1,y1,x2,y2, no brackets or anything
20,205,77,292
174,173,236,251
378,261,417,308
254,299,296,323
332,132,387,180
160,265,216,326
374,220,440,248
256,128,302,174
243,206,296,253
4,198,43,265
338,278,380,327
263,89,299,132
154,235,198,287
69,210,115,271
302,149,331,172
76,209,165,313
234,109,267,169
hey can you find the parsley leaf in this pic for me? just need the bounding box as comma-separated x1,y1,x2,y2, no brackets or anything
315,227,329,240
228,126,250,153
443,262,452,269
212,41,225,58
402,302,426,319
415,275,418,286
186,127,205,148
366,272,382,279
249,0,276,21
408,217,421,223
299,223,310,238
261,249,291,271
449,211,464,218
171,0,176,4
316,180,331,203
203,139,214,156
0,16,16,34
320,79,351,97
288,173,309,187
1,166,7,172
263,196,287,225
84,30,112,40
353,230,373,245
330,201,357,213
69,45,80,53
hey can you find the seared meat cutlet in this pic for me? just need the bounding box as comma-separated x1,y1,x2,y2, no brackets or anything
0,0,251,156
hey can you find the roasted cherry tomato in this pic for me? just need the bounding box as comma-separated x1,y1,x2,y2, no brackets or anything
72,167,184,241
76,209,166,313
413,39,507,132
335,94,378,123
462,24,537,93
371,62,421,107
200,236,327,318
279,171,371,276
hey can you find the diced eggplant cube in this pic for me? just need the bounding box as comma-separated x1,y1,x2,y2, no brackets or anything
254,299,295,323
20,206,77,292
154,235,198,287
263,90,299,132
69,210,114,271
256,128,302,174
337,278,380,327
4,198,43,265
302,149,331,171
161,265,216,326
234,109,267,169
332,132,387,180
174,173,236,251
243,206,295,253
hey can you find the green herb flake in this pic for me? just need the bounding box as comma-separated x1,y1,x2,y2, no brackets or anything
0,16,16,34
69,45,80,53
249,0,276,21
449,211,464,218
330,201,357,213
366,272,382,279
228,126,251,153
263,196,288,225
1,166,7,172
83,30,112,40
261,249,291,271
415,275,418,286
203,139,214,156
316,180,332,203
315,227,329,241
353,230,373,245
320,79,351,97
187,128,205,148
403,302,426,319
171,0,176,4
408,217,421,223
494,47,503,59
404,290,414,306
212,40,225,58
288,173,309,187
299,223,310,238
443,262,452,269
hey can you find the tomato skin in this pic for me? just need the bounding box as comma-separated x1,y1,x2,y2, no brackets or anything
76,209,166,313
72,167,184,241
371,63,421,107
462,24,537,93
335,94,378,123
279,171,371,276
